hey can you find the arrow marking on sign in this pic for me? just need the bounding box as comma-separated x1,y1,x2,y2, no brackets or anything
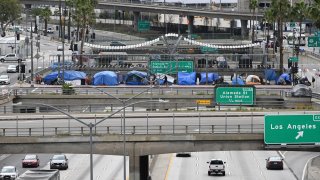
295,131,304,140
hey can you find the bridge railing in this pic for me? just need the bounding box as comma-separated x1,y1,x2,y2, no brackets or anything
0,124,264,137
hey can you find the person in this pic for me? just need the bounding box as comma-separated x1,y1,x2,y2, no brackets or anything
35,74,41,84
164,75,168,87
312,76,315,88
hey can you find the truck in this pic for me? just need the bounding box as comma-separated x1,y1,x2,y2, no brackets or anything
0,53,24,62
207,159,226,176
16,170,60,180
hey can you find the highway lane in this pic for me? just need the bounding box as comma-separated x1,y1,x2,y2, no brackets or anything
0,154,127,180
163,151,296,180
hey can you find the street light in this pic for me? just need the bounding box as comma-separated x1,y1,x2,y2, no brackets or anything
17,98,167,180
93,86,167,180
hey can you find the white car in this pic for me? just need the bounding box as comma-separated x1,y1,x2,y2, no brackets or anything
7,65,17,73
0,166,19,180
207,159,226,176
0,75,10,85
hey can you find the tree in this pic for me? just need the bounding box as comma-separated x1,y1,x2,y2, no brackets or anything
31,8,43,33
268,0,291,73
264,8,275,53
0,0,21,37
309,0,320,29
41,7,52,36
249,0,258,43
68,0,96,65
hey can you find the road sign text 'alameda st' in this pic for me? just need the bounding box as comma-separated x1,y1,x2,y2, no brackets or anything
215,86,255,105
264,114,320,144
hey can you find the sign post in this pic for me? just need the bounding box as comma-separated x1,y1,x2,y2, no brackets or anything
264,114,320,144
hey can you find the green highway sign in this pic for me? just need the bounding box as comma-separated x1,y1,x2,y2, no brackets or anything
264,114,320,144
138,20,150,31
290,22,295,27
200,46,218,53
308,36,320,47
149,61,194,74
315,31,320,37
215,86,255,105
289,56,298,62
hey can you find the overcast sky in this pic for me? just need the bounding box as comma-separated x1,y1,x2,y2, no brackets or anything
153,0,238,3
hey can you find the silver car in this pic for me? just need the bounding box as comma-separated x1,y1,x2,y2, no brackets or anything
0,75,10,85
0,166,19,180
7,65,17,73
50,154,68,170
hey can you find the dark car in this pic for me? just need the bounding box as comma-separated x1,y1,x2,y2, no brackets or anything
176,152,191,157
50,154,68,170
110,41,126,46
22,154,40,168
266,156,284,170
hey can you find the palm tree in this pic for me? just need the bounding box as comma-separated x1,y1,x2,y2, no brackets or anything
264,9,275,53
291,1,309,55
31,8,43,33
309,0,320,30
249,0,258,43
41,7,52,37
268,0,291,73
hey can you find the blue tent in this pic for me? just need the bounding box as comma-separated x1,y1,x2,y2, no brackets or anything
43,70,86,85
232,77,245,85
200,72,219,84
277,73,291,85
93,71,118,86
178,72,196,85
125,70,148,85
264,69,278,81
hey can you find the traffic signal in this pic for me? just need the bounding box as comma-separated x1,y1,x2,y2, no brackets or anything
16,65,19,72
16,33,20,40
291,66,298,74
21,64,25,73
294,45,299,55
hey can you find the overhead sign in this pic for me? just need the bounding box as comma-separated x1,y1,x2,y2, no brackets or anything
264,114,320,144
149,61,194,74
290,22,295,27
138,20,150,32
215,86,255,105
196,99,211,105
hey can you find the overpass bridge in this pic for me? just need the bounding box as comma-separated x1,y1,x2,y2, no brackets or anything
20,0,263,34
0,112,319,179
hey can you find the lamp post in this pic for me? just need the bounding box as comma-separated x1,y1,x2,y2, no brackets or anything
19,99,167,180
93,86,166,180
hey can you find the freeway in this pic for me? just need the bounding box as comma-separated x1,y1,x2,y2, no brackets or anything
0,154,127,180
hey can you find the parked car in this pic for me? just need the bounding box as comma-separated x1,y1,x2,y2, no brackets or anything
50,154,68,170
266,156,284,170
7,65,17,73
47,27,54,34
22,154,40,168
207,159,226,176
0,166,19,180
0,75,10,85
176,152,191,157
0,54,24,62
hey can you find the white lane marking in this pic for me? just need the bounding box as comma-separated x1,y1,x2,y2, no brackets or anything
278,151,286,159
302,154,320,180
31,88,38,92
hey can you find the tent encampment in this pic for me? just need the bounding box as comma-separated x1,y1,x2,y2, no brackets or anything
43,70,86,85
154,73,175,85
93,71,118,86
125,70,148,85
200,72,219,84
178,72,196,85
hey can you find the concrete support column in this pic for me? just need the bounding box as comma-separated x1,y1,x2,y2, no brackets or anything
241,20,249,39
187,16,194,37
129,155,149,180
133,11,140,31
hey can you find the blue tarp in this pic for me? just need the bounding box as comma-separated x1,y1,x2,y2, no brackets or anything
93,71,118,86
264,69,278,81
200,72,219,84
277,73,291,85
232,77,245,85
125,71,148,85
178,72,196,85
43,70,86,85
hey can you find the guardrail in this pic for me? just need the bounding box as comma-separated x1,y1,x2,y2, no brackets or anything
0,124,264,137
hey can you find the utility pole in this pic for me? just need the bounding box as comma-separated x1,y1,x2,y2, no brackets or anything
31,17,34,85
